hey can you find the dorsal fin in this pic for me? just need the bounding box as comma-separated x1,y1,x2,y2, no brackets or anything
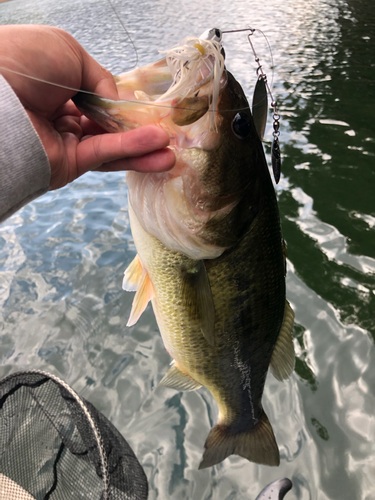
282,239,288,276
270,301,295,381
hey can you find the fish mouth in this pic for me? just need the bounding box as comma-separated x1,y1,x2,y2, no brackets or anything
73,35,228,139
158,37,227,131
167,71,228,151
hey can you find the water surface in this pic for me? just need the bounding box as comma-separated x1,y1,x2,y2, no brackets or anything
0,0,374,499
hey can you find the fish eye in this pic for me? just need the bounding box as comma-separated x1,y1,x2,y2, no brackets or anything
232,112,252,140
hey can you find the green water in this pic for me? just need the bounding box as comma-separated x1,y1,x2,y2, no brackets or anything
0,0,374,499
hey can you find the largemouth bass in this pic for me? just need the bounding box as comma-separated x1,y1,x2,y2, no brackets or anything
73,32,295,469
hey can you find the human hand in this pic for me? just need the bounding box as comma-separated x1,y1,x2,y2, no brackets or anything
0,24,175,190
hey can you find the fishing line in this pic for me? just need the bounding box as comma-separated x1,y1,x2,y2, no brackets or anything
106,0,139,70
221,27,275,102
247,30,281,183
0,65,250,114
0,27,279,119
0,66,104,96
251,28,275,90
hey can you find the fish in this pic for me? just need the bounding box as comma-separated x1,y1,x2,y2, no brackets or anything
73,32,295,469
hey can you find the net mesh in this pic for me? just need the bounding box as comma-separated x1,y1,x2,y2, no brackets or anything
0,371,148,500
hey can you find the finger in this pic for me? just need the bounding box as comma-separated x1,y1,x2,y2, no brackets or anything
79,115,111,136
53,103,109,136
75,126,173,173
51,100,81,121
54,115,82,137
96,148,176,173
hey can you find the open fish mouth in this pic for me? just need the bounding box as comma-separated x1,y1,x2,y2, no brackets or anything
73,34,228,139
159,36,226,128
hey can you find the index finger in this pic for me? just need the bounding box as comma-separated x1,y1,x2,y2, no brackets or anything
75,125,175,173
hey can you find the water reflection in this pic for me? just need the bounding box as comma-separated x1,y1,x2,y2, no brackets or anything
0,0,375,498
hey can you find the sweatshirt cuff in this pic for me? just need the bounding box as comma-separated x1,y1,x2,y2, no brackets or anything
0,74,51,223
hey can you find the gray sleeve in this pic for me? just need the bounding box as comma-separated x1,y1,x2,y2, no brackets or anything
0,74,51,223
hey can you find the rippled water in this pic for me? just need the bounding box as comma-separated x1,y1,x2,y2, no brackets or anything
1,0,374,499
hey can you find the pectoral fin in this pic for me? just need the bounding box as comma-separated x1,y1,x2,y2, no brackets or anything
181,261,215,345
159,362,202,391
123,255,154,326
270,301,295,381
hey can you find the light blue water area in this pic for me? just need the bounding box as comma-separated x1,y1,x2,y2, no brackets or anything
0,0,374,499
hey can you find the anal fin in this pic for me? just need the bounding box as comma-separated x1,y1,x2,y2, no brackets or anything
270,300,295,381
159,362,202,391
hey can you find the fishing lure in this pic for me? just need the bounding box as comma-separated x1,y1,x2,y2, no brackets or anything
177,26,283,185
220,27,282,184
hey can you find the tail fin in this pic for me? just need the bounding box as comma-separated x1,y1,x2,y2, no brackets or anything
198,411,280,469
